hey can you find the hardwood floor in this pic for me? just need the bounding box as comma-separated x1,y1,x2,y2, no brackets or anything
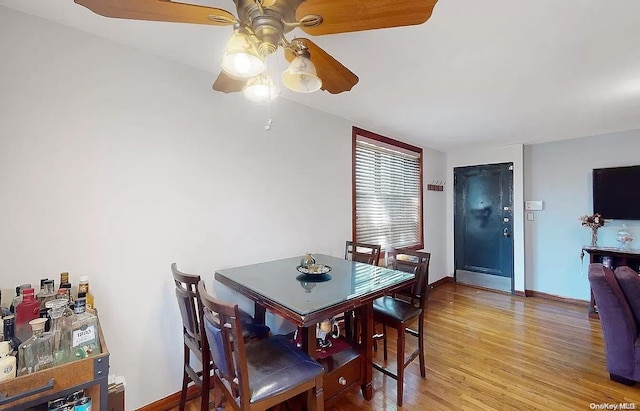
167,282,640,410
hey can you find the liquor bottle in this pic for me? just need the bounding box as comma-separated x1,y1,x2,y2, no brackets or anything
0,289,10,317
71,293,101,359
58,283,74,307
37,278,48,299
15,288,40,342
10,284,32,314
0,341,16,381
2,315,20,351
17,317,54,376
78,276,94,310
37,279,56,308
45,298,74,365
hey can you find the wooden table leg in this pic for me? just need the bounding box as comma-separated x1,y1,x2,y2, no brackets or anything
301,325,317,358
254,302,266,324
360,302,373,400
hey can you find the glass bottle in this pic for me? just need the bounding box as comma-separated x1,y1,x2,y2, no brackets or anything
17,318,54,376
15,288,40,343
78,275,94,310
45,298,74,365
0,289,10,317
36,278,48,300
59,282,74,307
0,341,16,381
37,279,56,308
10,284,32,314
2,315,20,352
71,293,101,359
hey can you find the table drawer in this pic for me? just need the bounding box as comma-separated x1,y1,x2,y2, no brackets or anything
323,352,362,401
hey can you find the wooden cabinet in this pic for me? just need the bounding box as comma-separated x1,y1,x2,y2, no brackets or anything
0,326,109,410
582,246,640,318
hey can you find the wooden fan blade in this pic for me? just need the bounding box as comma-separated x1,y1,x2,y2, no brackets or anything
212,72,247,94
74,0,236,26
285,38,358,94
296,0,438,36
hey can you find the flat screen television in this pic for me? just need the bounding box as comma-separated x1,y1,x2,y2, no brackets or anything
593,165,640,220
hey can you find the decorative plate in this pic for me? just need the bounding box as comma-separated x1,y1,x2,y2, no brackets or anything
296,264,332,275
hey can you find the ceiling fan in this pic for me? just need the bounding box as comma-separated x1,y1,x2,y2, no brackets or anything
74,0,439,102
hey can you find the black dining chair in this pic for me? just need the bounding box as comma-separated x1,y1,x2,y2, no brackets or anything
371,250,431,406
342,241,383,340
197,280,325,411
171,263,270,411
344,241,382,265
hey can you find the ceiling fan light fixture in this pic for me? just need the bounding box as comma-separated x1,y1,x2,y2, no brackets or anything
242,74,279,103
282,55,322,93
221,30,265,78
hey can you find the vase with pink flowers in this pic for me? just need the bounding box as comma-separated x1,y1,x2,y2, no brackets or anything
580,213,605,247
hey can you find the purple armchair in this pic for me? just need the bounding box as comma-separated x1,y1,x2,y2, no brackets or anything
588,263,640,385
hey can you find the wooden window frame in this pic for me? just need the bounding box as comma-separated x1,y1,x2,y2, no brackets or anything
351,126,424,251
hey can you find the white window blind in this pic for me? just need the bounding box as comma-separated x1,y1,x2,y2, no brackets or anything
354,136,422,250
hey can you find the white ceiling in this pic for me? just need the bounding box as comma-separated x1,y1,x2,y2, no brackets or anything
3,0,640,151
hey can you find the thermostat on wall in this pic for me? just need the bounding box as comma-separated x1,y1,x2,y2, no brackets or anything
525,200,543,211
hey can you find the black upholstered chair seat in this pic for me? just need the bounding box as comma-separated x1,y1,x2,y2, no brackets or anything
245,335,325,403
199,280,324,411
239,310,271,340
373,296,421,323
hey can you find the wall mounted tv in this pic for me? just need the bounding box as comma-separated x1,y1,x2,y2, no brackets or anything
593,165,640,220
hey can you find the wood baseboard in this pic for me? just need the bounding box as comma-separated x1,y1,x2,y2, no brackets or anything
429,276,453,289
136,384,202,411
514,290,526,297
523,290,589,307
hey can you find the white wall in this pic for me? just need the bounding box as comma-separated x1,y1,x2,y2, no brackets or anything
446,145,525,292
524,130,640,300
0,7,447,408
423,150,448,283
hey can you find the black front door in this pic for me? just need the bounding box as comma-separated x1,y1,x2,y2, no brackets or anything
454,163,514,292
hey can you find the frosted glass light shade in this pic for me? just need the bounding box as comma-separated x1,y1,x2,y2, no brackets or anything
242,75,279,103
221,31,265,78
282,56,322,93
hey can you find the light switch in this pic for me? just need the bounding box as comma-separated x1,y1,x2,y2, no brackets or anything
525,200,543,211
527,212,534,221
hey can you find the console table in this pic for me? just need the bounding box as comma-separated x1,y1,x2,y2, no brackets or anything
582,246,640,318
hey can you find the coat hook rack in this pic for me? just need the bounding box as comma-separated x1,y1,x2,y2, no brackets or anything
427,180,445,192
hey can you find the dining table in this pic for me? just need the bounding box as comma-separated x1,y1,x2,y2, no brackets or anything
214,253,415,406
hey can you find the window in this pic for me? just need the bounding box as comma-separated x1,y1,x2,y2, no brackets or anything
352,127,423,251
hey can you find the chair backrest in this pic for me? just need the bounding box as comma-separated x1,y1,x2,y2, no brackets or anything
392,250,431,308
345,241,382,266
171,263,205,349
198,280,251,409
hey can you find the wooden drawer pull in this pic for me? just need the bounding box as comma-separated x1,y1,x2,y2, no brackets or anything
0,378,55,406
338,377,347,386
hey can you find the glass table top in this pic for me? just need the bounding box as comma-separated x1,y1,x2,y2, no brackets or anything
215,254,415,316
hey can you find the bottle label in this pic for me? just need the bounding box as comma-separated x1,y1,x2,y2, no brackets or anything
72,325,96,347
